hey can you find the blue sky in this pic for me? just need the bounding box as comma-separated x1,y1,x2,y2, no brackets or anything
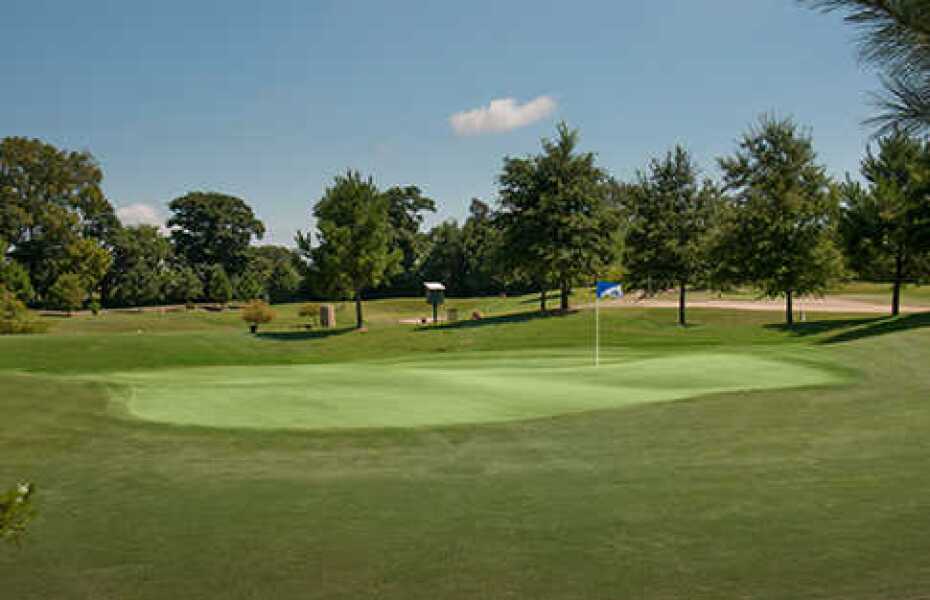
2,0,877,245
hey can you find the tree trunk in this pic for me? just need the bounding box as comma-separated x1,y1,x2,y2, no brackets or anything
354,291,363,329
540,286,547,313
678,281,686,327
892,253,903,317
560,280,569,312
786,289,794,327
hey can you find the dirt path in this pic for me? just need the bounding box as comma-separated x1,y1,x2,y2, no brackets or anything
594,296,929,315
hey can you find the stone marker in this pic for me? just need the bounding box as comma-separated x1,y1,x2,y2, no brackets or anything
320,304,336,328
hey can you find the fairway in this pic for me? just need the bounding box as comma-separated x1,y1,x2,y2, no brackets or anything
105,351,843,430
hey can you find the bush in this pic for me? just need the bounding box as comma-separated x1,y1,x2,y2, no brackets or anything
241,300,275,333
47,273,86,314
0,287,48,334
89,300,101,316
0,482,36,546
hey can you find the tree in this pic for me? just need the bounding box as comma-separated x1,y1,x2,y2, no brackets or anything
206,264,233,305
461,199,505,296
47,273,86,315
104,225,174,307
233,269,266,301
241,299,275,333
166,265,204,305
0,137,117,301
621,146,718,326
0,244,34,303
297,171,401,328
839,130,930,315
0,287,46,334
714,116,845,326
419,221,467,294
801,1,930,134
382,185,436,295
244,246,303,303
168,192,265,278
498,123,619,312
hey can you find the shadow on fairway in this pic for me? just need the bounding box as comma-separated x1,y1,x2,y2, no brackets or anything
764,317,883,338
255,328,354,342
415,310,560,331
820,312,930,344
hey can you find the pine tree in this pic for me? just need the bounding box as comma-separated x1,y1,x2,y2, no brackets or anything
621,146,718,326
714,116,845,326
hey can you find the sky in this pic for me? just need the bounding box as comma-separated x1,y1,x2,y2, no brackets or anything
2,0,879,246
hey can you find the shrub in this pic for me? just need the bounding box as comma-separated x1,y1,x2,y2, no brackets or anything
0,288,48,334
47,274,86,315
298,303,323,327
0,482,36,546
89,300,101,316
241,299,275,333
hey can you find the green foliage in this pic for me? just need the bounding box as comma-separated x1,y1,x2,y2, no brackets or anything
0,482,35,547
0,287,47,334
165,265,204,304
0,256,34,303
621,146,719,324
233,269,266,301
240,299,275,331
0,137,118,301
839,130,930,314
168,192,265,277
801,0,930,134
497,122,620,311
243,246,302,303
713,116,845,324
381,185,436,294
419,221,466,293
105,225,174,307
47,273,86,314
298,171,402,328
206,265,233,305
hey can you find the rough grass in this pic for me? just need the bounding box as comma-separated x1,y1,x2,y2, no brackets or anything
1,298,929,599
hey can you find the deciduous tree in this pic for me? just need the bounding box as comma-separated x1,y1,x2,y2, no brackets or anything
297,171,401,328
498,123,618,312
168,192,265,278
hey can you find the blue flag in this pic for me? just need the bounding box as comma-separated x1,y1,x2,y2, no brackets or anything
596,281,623,299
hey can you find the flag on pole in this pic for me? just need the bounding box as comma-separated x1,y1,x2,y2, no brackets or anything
594,281,621,367
596,281,623,299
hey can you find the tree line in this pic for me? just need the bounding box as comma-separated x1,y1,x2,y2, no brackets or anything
2,116,929,328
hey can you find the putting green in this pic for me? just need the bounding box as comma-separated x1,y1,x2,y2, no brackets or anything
101,350,844,431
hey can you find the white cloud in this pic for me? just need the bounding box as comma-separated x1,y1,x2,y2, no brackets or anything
449,95,557,136
117,203,168,233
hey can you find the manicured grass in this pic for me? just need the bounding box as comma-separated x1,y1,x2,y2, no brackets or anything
1,298,929,599
102,351,841,430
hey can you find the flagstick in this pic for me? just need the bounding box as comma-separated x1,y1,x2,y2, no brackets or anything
595,292,600,367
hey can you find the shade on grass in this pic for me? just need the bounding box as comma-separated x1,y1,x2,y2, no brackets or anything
104,350,842,430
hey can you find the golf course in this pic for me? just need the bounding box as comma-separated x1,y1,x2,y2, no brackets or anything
2,292,929,599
